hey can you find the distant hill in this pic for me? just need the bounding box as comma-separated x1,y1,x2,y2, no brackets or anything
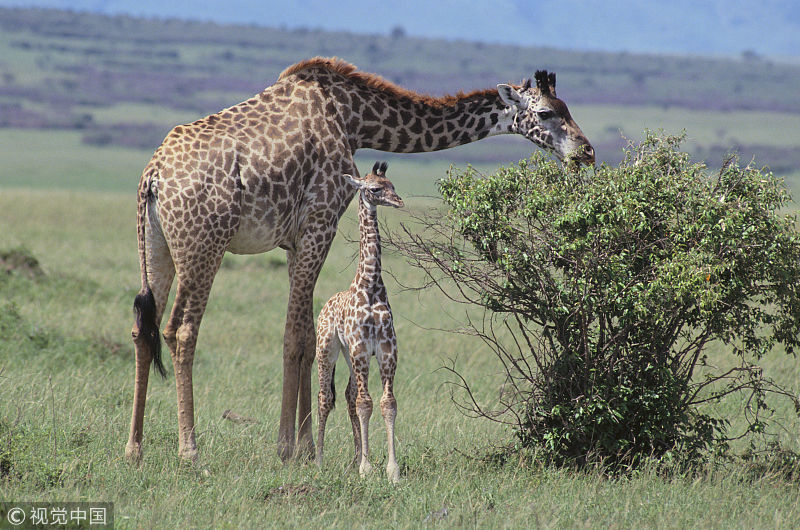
0,7,799,170
2,6,798,112
2,0,799,57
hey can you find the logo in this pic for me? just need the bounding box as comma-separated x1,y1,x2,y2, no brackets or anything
6,507,25,525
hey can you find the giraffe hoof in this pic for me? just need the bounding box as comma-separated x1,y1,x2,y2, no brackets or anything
277,440,294,463
125,443,143,465
294,433,316,462
359,460,373,477
178,446,199,463
386,463,400,484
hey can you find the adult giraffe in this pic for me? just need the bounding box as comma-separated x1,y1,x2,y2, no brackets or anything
126,57,594,464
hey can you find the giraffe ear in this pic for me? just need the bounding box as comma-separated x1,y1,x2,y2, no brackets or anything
342,173,364,189
497,84,528,110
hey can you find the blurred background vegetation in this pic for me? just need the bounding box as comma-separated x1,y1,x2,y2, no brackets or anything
1,6,799,194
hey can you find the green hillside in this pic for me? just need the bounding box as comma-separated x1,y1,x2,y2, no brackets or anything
1,6,799,176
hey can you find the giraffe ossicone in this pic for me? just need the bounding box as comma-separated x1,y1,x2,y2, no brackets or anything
126,56,593,465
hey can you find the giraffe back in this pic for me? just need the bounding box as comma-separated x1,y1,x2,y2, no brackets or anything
142,74,359,257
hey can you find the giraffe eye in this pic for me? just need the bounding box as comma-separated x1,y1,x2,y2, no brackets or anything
369,187,382,193
537,110,555,120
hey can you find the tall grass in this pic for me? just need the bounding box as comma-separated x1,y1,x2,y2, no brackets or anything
2,187,800,527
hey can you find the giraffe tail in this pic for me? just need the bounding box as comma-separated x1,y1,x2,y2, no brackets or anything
133,166,167,379
134,288,166,378
330,364,336,410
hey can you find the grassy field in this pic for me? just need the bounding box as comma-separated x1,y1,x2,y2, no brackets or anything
2,129,800,527
1,6,800,526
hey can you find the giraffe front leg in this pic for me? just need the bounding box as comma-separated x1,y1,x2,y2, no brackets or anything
278,317,301,462
279,252,310,462
352,345,373,477
297,306,317,461
280,225,335,462
378,337,400,483
380,378,399,483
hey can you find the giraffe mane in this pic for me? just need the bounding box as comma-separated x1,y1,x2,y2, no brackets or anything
279,56,500,109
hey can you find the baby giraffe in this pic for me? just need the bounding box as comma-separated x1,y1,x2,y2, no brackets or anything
316,161,403,483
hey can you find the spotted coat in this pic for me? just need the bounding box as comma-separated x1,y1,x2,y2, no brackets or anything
126,57,594,465
315,162,401,482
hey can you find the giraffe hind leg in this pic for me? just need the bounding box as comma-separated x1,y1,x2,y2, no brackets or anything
162,252,225,462
134,289,166,377
126,223,175,463
378,338,400,483
315,309,341,467
126,291,160,464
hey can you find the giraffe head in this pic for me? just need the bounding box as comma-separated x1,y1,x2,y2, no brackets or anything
345,162,405,209
497,70,595,166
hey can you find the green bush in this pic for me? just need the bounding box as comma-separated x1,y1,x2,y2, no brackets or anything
392,132,800,469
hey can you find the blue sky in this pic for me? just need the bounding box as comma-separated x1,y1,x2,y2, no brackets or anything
1,0,799,58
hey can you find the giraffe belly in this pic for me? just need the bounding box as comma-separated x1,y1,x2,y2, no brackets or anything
339,307,394,358
226,209,291,255
226,222,281,254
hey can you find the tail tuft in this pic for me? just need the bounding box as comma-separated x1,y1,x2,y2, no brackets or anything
133,287,166,379
330,364,336,410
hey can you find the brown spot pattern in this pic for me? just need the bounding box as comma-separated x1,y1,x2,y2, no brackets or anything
315,163,401,482
126,56,592,466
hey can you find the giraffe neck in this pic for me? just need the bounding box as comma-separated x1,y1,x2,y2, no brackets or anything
348,89,512,153
353,193,383,291
283,65,514,153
